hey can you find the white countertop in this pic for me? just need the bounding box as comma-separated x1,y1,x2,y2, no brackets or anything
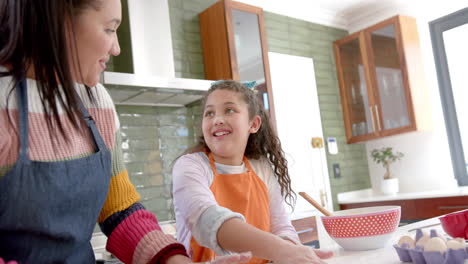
317,215,467,263
337,186,468,204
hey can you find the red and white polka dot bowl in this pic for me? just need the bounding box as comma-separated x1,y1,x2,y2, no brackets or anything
321,206,401,251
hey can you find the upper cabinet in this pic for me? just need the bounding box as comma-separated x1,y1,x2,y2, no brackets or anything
334,15,431,144
199,0,276,123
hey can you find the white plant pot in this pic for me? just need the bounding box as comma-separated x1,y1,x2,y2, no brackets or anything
380,178,399,195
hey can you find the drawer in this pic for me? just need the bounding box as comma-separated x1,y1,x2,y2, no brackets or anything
414,196,468,219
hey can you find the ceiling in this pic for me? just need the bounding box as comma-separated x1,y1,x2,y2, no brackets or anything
236,0,467,30
236,0,402,29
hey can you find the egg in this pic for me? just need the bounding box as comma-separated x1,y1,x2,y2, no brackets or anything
416,234,431,248
424,237,448,253
454,238,465,245
436,234,447,242
447,239,465,250
398,235,415,248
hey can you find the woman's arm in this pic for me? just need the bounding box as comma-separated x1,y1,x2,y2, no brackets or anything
99,131,189,264
95,87,189,264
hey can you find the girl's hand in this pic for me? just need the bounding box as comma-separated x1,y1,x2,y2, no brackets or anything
271,244,333,264
0,258,18,264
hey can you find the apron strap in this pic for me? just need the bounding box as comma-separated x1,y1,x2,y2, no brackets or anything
16,78,30,162
76,91,108,152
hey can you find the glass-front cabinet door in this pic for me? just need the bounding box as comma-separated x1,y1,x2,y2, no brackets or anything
231,8,271,111
334,15,428,143
335,33,377,141
199,0,276,124
366,23,414,133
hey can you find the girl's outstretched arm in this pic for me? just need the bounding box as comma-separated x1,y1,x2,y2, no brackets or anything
217,218,333,264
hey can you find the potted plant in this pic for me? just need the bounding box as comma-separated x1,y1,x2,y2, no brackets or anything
371,147,404,194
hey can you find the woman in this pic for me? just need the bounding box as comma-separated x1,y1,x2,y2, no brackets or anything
0,1,249,263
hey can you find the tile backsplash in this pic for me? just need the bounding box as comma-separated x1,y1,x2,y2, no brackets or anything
116,103,202,221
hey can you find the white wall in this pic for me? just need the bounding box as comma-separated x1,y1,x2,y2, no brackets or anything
269,53,333,218
127,0,175,77
347,2,467,192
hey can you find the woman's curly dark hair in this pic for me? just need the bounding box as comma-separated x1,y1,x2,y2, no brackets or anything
188,80,296,208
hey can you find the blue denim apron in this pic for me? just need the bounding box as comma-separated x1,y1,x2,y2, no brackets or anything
0,78,111,263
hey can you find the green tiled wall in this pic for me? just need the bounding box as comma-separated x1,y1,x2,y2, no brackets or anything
167,0,371,210
115,104,201,221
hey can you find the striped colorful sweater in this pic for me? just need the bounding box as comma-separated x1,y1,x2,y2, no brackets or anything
0,72,187,264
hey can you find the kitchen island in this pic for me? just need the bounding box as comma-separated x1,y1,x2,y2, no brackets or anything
317,214,467,263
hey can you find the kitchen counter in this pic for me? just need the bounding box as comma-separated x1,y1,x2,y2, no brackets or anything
338,186,468,204
317,214,467,263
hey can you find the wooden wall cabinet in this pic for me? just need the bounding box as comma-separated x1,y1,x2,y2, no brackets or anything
334,15,431,144
199,0,276,123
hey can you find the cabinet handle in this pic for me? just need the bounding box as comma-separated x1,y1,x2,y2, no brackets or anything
369,106,376,132
296,228,315,234
374,105,381,131
319,189,327,208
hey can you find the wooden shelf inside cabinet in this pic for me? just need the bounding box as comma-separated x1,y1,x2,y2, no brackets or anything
334,15,432,144
199,0,277,126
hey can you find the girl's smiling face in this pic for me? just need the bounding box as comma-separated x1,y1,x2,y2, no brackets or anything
202,89,261,165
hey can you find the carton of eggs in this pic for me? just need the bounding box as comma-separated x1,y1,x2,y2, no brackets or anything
393,229,467,264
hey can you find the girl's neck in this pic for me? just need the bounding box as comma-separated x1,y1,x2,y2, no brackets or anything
211,153,244,166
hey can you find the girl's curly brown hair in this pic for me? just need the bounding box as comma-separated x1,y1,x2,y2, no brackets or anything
188,80,296,208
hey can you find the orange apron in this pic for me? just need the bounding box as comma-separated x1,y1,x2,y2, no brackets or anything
190,153,271,264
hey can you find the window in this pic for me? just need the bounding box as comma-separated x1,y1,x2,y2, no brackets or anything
430,7,468,185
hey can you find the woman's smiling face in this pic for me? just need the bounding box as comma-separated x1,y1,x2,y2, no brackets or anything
202,89,260,165
69,0,122,86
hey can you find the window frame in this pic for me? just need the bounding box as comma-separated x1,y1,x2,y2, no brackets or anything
429,7,468,186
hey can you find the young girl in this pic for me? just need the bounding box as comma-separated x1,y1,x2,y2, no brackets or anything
173,80,333,264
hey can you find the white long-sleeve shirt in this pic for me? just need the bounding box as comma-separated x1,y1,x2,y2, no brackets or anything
172,152,299,255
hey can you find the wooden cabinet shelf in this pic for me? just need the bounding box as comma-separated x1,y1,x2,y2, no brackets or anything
334,15,431,143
